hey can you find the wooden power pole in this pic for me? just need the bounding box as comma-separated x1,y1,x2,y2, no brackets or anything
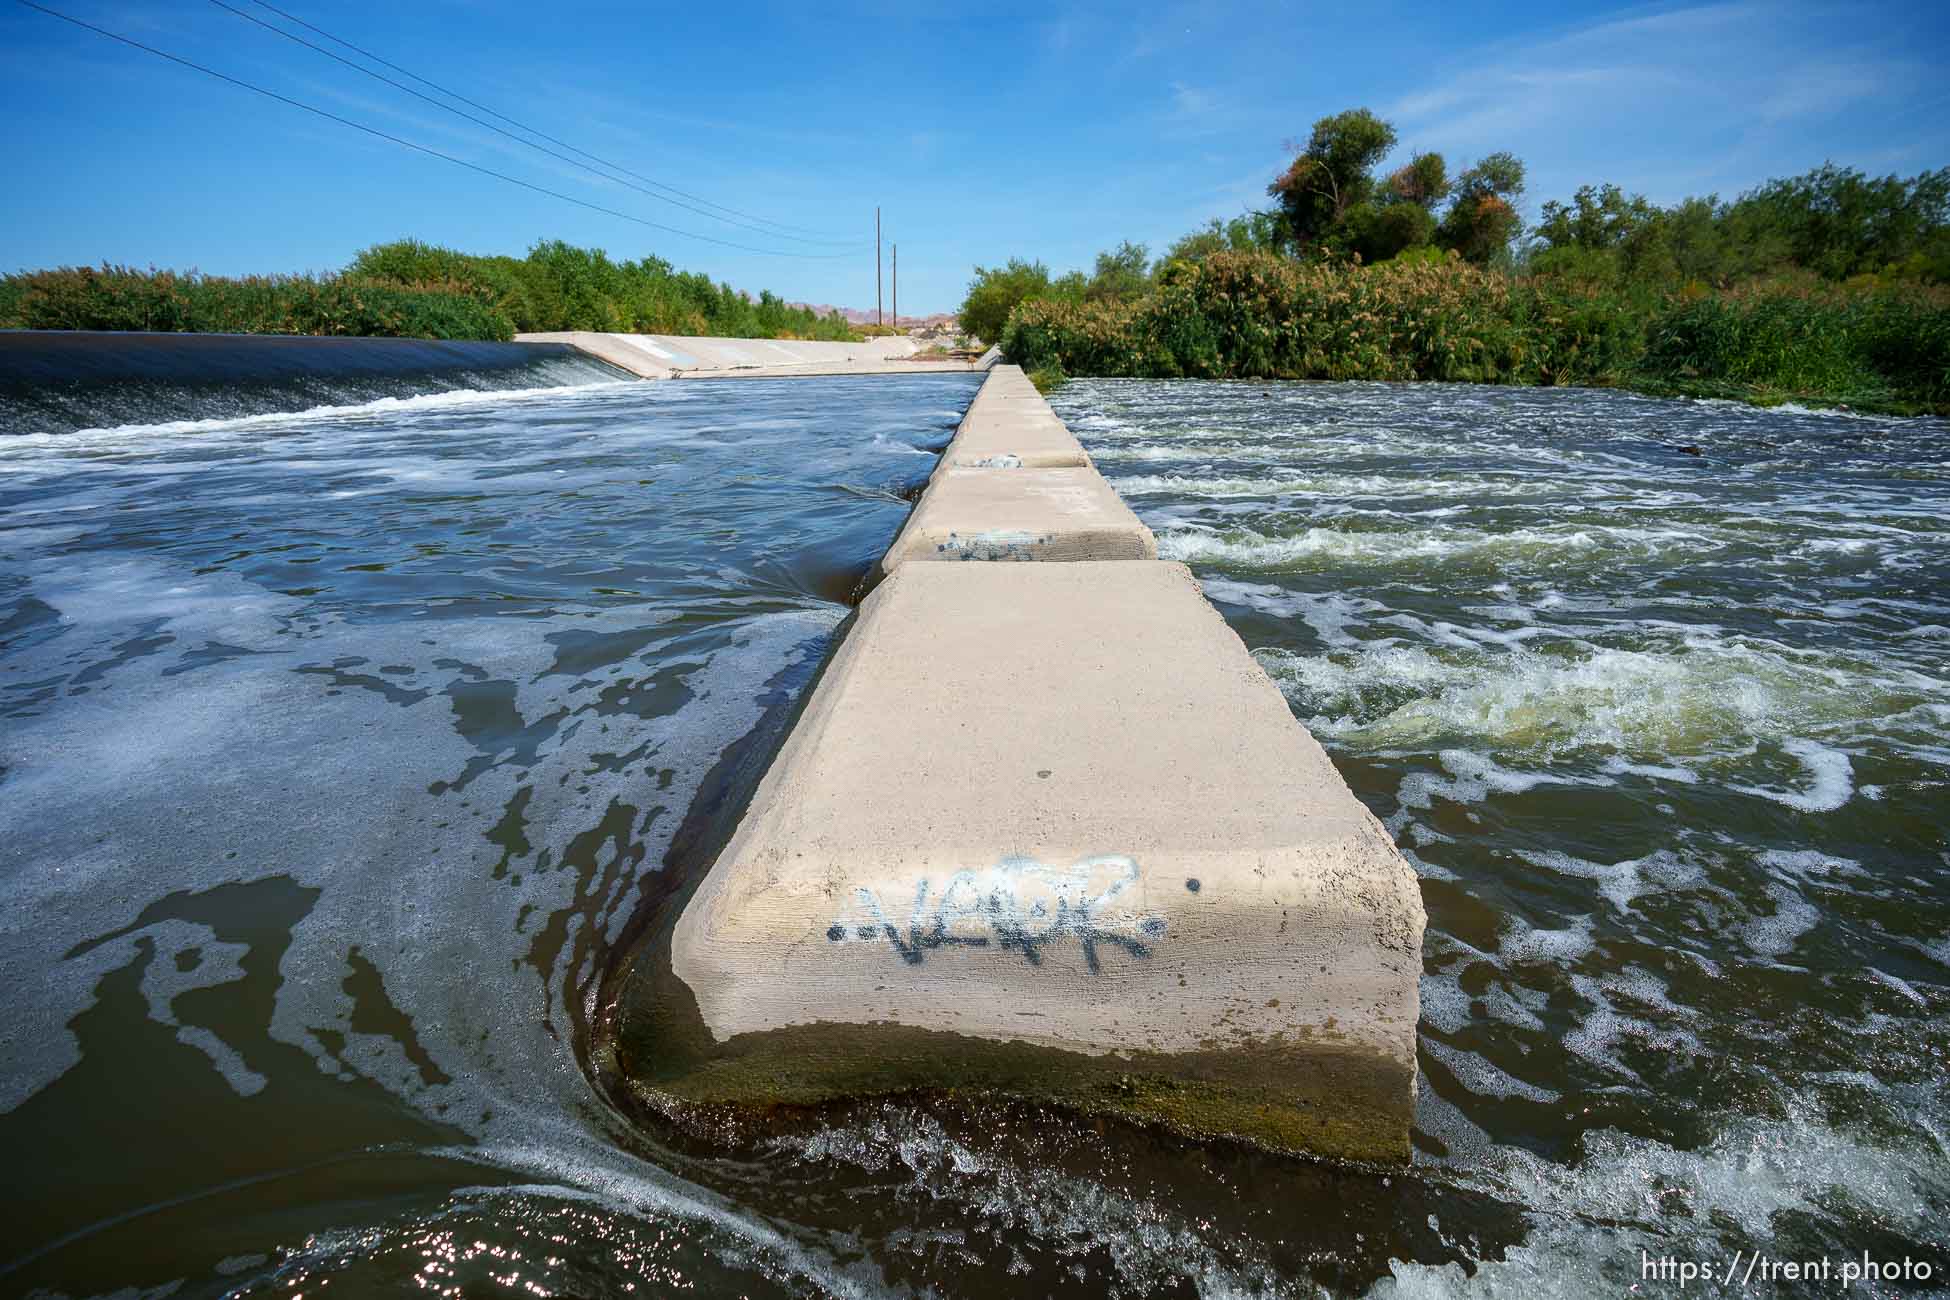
875,207,882,327
892,244,898,331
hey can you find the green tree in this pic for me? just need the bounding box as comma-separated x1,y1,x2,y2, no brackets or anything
1163,213,1284,263
1730,163,1950,280
1340,201,1437,264
1534,183,1658,252
1086,241,1152,302
1387,151,1450,209
958,259,1059,343
1268,108,1398,250
1527,163,1950,289
1530,183,1674,282
1438,152,1527,264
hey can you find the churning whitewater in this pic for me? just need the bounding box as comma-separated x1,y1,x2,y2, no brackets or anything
1051,378,1950,1296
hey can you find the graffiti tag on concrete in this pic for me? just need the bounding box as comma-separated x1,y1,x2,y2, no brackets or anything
825,853,1167,973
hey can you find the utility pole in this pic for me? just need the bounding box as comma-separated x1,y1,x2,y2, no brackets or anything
892,244,898,332
875,207,883,328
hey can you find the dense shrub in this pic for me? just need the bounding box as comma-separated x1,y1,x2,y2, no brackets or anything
1000,250,1950,413
1,240,862,345
1005,251,1633,385
958,259,1077,344
1638,284,1950,408
346,238,860,341
0,265,513,340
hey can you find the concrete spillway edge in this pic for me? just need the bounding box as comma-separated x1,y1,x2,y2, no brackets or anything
619,364,1426,1164
518,330,993,379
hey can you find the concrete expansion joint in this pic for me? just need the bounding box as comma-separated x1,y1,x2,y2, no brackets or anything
647,359,1426,1164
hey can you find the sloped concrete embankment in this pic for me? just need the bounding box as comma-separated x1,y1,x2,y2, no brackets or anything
616,364,1426,1163
517,331,995,379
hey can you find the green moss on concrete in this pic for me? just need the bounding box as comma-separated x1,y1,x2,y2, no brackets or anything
608,946,1414,1165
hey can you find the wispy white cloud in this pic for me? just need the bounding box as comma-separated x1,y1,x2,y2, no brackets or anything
1039,16,1082,55
1377,0,1941,207
1171,81,1218,118
1752,60,1890,123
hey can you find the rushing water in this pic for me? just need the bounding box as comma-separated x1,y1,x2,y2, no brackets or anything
1048,380,1950,1295
0,332,637,436
3,372,1947,1298
0,373,980,1296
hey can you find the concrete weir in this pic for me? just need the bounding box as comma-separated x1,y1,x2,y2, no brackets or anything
619,365,1426,1163
517,330,993,379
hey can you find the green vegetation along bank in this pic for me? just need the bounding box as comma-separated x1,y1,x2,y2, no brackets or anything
1003,252,1949,415
972,109,1949,415
0,239,860,344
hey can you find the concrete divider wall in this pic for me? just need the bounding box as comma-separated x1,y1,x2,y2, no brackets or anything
626,364,1426,1163
935,364,1089,469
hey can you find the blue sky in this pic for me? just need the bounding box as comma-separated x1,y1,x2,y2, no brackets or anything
3,1,1946,315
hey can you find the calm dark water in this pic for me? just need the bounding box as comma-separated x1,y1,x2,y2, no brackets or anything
4,372,1946,1298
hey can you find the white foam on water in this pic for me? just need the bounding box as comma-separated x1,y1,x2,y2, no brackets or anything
1255,636,1929,763
1374,1092,1950,1298
1418,977,1475,1036
1756,847,1869,881
26,552,303,640
1512,849,1653,914
1797,536,1883,557
1497,917,1596,965
1200,577,1381,646
1479,983,1550,1032
0,542,850,1259
1600,756,1701,783
1156,522,1731,572
1086,442,1222,462
1864,967,1932,1007
1559,971,1703,1082
1394,750,1611,813
1768,401,1917,424
0,523,88,553
1422,1040,1560,1104
869,430,935,456
1741,882,1823,959
767,1105,1300,1298
1108,471,1562,501
1728,737,1857,813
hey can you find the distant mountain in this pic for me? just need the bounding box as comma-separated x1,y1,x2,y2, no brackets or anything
789,302,960,330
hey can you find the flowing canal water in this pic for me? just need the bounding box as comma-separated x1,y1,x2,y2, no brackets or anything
1048,380,1950,1295
3,370,1946,1297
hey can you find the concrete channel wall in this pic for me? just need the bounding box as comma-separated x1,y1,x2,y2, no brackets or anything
518,330,994,379
627,364,1427,1163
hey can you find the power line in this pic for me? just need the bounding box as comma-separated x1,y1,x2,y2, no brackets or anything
15,1,863,261
210,0,866,249
246,0,857,245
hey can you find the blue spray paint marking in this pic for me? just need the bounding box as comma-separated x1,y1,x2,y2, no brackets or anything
826,854,1166,973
